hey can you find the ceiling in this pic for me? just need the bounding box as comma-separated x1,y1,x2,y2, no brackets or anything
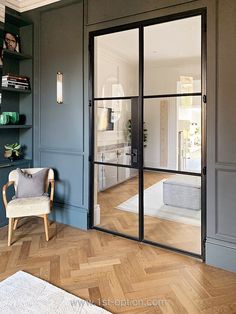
96,16,201,64
6,0,61,12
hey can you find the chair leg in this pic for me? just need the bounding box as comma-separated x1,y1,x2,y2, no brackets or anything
8,218,14,246
13,218,19,231
43,214,49,241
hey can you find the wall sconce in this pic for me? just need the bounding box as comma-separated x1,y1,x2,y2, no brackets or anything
57,72,63,104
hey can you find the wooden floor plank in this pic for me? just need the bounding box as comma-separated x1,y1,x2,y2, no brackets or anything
97,172,201,254
0,220,236,314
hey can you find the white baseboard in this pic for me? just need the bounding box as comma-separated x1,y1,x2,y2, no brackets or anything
206,238,236,272
94,204,100,225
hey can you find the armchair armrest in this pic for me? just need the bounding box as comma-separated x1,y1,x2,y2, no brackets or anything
2,181,14,209
49,179,55,207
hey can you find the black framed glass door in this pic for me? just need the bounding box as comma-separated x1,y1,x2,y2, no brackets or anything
90,28,141,239
90,9,206,258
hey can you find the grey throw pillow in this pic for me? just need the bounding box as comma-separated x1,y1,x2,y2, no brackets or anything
16,168,49,198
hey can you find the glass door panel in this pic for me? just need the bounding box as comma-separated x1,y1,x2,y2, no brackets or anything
93,27,140,239
144,96,202,173
92,12,205,257
94,164,139,238
143,170,201,254
94,29,139,98
94,98,139,167
144,16,201,96
143,14,203,255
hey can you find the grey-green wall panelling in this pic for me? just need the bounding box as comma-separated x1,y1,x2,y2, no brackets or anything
216,170,236,240
86,0,198,25
25,0,88,229
40,151,85,208
216,1,236,164
206,0,236,272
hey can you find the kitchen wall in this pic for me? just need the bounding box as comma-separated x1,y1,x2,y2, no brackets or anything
95,44,137,148
144,59,200,169
20,0,236,272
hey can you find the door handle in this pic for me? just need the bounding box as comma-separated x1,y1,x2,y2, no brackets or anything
126,149,138,164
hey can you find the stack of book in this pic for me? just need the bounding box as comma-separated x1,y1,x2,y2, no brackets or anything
2,74,30,90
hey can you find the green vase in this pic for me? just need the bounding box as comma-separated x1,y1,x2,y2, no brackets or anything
0,114,10,125
2,112,19,124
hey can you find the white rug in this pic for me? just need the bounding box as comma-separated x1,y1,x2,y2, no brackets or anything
0,271,112,314
117,180,201,226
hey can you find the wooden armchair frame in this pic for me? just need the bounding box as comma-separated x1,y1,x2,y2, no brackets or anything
2,170,55,246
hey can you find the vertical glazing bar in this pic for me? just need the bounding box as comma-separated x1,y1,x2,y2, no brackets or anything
131,97,140,167
201,10,207,260
139,26,144,241
89,34,95,228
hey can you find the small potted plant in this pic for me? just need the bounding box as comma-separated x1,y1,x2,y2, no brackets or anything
127,119,148,147
4,143,21,162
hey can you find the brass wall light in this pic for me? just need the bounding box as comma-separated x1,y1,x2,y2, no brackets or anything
57,72,63,104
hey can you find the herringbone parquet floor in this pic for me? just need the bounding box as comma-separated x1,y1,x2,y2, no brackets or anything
98,171,201,254
0,218,236,314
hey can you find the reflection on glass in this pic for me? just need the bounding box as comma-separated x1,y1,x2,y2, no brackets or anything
144,16,201,95
94,164,139,237
94,99,133,165
94,29,139,97
143,170,201,254
144,96,201,173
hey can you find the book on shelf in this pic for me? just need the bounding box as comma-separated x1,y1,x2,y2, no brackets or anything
2,79,29,85
2,80,29,86
2,73,31,90
3,74,30,81
2,78,29,84
2,83,30,90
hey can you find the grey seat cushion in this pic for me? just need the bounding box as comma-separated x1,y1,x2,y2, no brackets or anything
16,168,49,198
163,175,201,210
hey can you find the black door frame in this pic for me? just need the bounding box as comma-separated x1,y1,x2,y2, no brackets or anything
89,8,207,260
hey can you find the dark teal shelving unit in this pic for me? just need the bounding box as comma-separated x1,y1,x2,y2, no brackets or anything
0,125,32,129
1,86,31,93
0,8,33,227
3,49,32,60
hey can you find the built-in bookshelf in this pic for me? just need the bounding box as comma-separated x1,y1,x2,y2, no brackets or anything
3,49,32,60
0,7,33,160
0,8,33,227
0,124,32,129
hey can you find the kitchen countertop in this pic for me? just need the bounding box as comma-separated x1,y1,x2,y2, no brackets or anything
97,143,130,152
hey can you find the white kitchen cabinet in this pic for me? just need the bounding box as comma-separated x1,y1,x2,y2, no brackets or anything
98,146,137,191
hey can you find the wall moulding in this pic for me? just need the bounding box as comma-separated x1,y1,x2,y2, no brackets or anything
6,0,61,12
0,1,5,23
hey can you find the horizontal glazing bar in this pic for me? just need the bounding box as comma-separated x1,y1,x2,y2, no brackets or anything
93,161,137,169
144,92,202,99
143,167,201,176
94,96,138,101
94,226,139,241
93,163,201,175
143,239,202,259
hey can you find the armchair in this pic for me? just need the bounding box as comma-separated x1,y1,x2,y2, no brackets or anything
2,168,55,246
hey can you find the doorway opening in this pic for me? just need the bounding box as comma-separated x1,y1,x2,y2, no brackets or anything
89,9,206,259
